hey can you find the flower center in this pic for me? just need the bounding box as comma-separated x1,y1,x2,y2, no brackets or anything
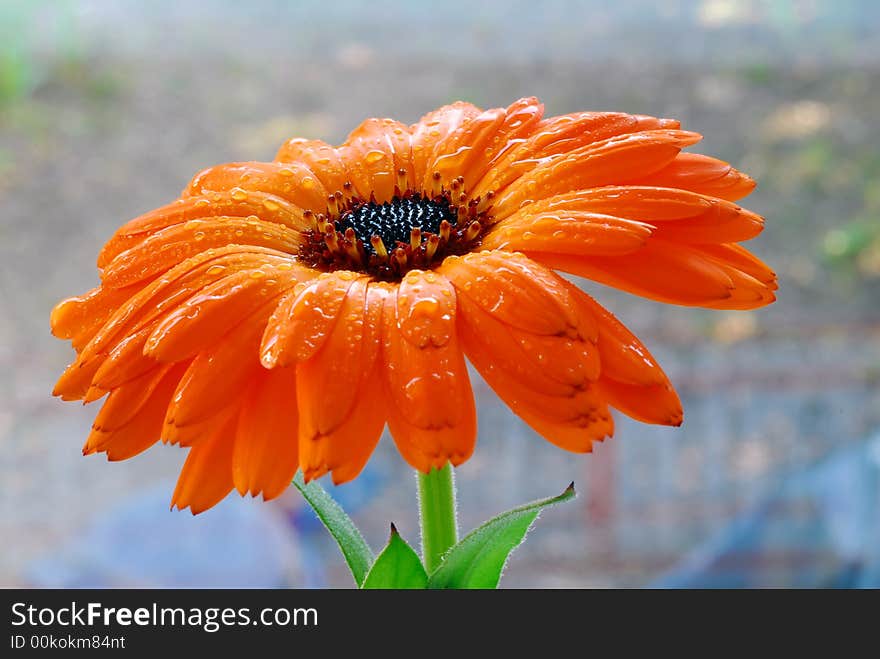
299,171,493,280
337,195,455,258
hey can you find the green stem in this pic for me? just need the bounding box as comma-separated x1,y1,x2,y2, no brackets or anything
417,463,458,573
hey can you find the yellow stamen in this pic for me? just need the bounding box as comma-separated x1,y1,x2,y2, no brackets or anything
439,219,452,242
393,247,408,269
425,233,440,260
464,220,482,242
371,235,388,259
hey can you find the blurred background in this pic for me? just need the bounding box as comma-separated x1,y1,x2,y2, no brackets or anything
2,0,880,588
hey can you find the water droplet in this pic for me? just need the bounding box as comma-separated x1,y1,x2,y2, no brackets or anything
206,265,225,275
249,270,266,279
194,231,205,241
365,150,386,164
263,199,280,212
279,168,295,177
301,176,316,189
230,188,248,202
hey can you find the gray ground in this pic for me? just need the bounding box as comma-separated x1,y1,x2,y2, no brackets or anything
2,0,879,587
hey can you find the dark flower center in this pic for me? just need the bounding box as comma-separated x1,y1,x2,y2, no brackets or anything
335,196,456,258
298,172,493,281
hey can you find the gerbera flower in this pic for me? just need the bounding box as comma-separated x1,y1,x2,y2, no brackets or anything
51,97,775,513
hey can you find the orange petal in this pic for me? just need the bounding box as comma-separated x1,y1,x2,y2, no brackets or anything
101,217,304,288
82,247,291,363
233,366,299,500
632,153,756,201
274,138,352,195
183,161,328,213
472,112,679,201
439,251,593,337
464,96,544,191
481,211,652,256
337,118,413,202
98,192,312,269
427,107,506,190
171,415,237,514
382,280,476,472
492,130,702,218
91,326,158,391
144,263,307,363
410,101,482,190
561,282,669,387
50,284,143,350
530,240,776,310
259,271,361,367
454,293,598,397
297,281,387,483
458,310,612,452
165,315,263,429
597,378,682,426
53,356,103,401
502,185,763,243
84,364,187,460
528,242,736,307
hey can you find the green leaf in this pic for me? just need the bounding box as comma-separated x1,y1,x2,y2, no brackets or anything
428,483,576,589
361,524,428,589
292,471,374,587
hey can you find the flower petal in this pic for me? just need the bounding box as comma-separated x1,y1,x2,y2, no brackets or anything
597,379,683,426
631,153,756,201
498,186,763,244
80,247,291,368
562,283,668,387
472,112,680,201
259,271,362,367
164,314,264,431
492,130,702,218
183,161,328,212
410,101,483,190
50,284,142,351
171,416,237,514
101,217,304,288
337,118,414,202
460,96,544,189
144,262,308,363
84,364,188,460
480,211,652,256
98,192,313,269
557,280,683,425
382,278,476,472
233,366,299,500
274,138,352,194
528,239,777,308
297,280,386,483
439,251,595,337
457,308,612,452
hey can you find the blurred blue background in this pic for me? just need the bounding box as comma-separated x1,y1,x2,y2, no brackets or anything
1,0,879,587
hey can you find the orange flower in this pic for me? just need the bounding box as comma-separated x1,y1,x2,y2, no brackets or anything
51,98,776,513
